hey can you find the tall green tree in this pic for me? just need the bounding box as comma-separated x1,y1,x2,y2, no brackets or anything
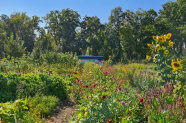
0,13,41,53
4,34,25,61
80,16,104,56
44,9,80,53
108,7,124,62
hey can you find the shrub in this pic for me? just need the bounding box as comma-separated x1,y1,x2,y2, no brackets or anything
0,72,68,102
27,95,59,117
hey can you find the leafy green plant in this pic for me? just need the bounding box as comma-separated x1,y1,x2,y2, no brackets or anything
0,72,68,102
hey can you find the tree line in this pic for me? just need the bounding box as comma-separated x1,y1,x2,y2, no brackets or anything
0,0,185,63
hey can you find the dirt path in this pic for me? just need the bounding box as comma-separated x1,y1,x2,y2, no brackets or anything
49,98,76,123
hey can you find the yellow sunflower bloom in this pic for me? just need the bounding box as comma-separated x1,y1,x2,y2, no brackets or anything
166,33,172,39
171,59,182,71
156,44,161,51
147,43,152,48
169,40,174,47
78,113,82,119
152,36,158,41
158,36,166,43
164,50,169,55
177,58,181,63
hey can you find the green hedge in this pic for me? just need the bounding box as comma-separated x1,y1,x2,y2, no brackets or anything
0,72,68,102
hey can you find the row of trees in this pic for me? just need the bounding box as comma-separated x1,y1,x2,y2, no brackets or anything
0,0,185,63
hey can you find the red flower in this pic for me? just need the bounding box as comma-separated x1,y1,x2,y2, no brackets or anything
107,118,111,122
102,95,106,99
179,99,182,103
117,99,120,102
86,96,89,99
86,85,89,88
139,98,143,102
93,84,96,87
121,102,125,105
100,67,103,69
118,87,121,91
77,79,80,82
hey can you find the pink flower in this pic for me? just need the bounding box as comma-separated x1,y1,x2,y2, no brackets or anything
117,99,120,102
102,95,106,99
93,84,96,87
121,102,125,105
100,67,103,69
77,79,80,82
118,87,121,91
139,97,143,102
130,116,132,119
126,91,129,93
105,71,109,75
113,77,116,80
107,118,111,122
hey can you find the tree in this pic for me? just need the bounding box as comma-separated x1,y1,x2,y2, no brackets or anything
158,0,186,56
0,13,41,53
44,9,80,53
80,16,104,56
4,34,25,61
108,7,124,62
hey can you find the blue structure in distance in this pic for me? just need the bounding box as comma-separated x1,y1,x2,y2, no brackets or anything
78,55,104,64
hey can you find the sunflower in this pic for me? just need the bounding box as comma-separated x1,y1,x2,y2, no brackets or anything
171,59,182,71
152,36,158,41
147,43,152,48
169,40,174,47
156,44,161,51
164,50,169,55
158,36,166,43
166,33,172,39
146,55,150,60
177,58,181,63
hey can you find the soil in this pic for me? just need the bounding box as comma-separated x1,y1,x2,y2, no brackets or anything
48,98,76,123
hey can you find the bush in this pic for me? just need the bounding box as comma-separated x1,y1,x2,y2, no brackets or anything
27,95,59,117
0,72,68,102
0,95,59,123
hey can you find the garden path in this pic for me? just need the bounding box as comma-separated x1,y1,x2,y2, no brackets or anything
49,98,76,123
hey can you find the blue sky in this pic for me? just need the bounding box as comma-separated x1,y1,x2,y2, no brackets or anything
0,0,176,23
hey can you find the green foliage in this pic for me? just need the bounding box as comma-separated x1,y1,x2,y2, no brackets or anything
27,95,59,117
0,72,68,102
0,99,29,122
4,34,25,60
0,95,59,123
